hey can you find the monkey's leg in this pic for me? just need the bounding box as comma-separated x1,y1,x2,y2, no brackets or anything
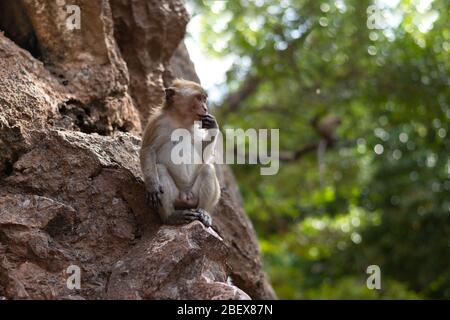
156,164,178,222
190,164,221,227
157,164,209,226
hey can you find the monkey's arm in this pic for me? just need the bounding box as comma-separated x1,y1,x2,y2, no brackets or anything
201,114,219,161
140,145,164,207
202,129,218,149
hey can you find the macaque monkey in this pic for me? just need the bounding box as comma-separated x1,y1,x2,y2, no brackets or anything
315,114,342,141
140,79,220,227
312,114,342,186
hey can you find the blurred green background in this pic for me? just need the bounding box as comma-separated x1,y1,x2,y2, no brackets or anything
188,0,449,299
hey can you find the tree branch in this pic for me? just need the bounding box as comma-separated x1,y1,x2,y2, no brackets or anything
279,138,356,162
220,75,262,114
245,104,294,115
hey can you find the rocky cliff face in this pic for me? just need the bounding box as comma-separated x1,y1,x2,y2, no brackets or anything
0,0,275,299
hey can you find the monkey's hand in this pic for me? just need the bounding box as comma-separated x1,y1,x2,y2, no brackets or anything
145,183,164,208
200,114,218,129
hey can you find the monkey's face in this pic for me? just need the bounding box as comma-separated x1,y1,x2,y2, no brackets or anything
172,88,208,122
191,91,208,119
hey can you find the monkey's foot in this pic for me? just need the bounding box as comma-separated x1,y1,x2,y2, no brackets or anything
166,210,202,225
174,191,199,210
194,208,212,227
166,209,212,227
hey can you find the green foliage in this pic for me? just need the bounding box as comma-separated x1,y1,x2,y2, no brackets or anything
303,277,422,299
190,0,449,299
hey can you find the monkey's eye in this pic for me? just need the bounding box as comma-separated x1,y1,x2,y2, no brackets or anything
196,94,207,102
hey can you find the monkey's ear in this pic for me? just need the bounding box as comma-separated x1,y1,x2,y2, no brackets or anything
165,87,176,101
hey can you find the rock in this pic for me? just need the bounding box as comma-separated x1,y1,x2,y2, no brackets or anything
167,43,201,83
214,166,276,299
16,0,129,103
0,194,76,229
0,130,155,299
0,0,275,300
107,222,250,300
0,0,141,135
110,0,190,127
